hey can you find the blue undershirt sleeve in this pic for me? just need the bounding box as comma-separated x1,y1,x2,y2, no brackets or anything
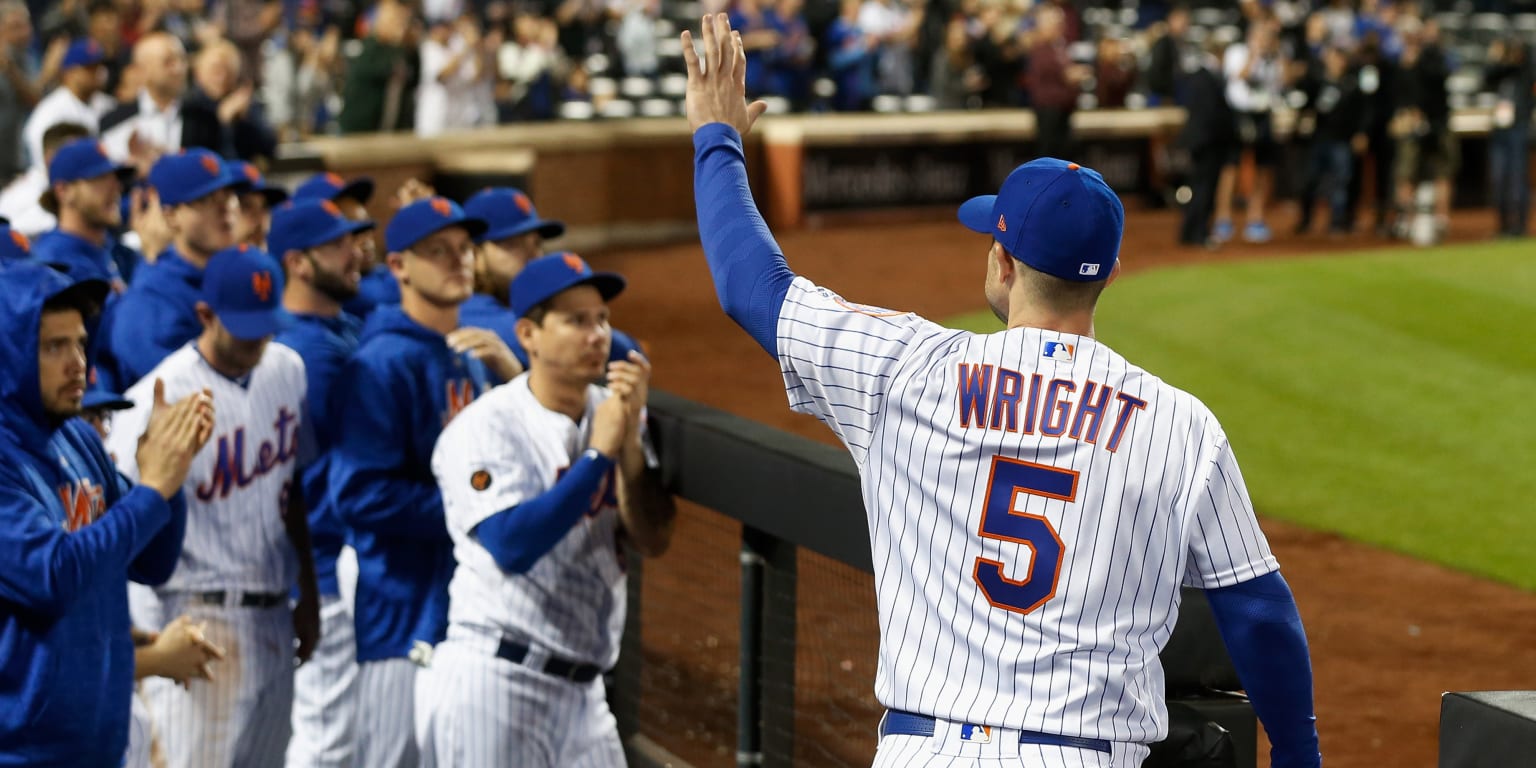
472,450,615,574
1205,570,1322,768
692,123,797,357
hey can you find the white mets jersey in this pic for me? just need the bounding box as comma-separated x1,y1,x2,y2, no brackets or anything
432,375,652,670
109,342,307,594
776,277,1278,744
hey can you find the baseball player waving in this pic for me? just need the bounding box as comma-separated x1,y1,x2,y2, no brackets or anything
417,252,676,768
682,15,1320,768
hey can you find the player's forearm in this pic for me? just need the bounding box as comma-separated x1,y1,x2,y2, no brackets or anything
475,450,614,573
692,123,796,356
1206,571,1322,768
127,488,187,586
617,463,675,558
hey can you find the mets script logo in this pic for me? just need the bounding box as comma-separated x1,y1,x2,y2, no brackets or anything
195,407,301,501
442,379,477,425
58,479,105,532
251,270,273,301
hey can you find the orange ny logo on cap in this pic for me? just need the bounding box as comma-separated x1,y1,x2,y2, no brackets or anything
200,154,220,176
513,192,532,214
10,230,29,252
430,197,452,217
320,200,341,216
562,253,586,274
243,165,260,182
252,270,273,301
325,172,343,186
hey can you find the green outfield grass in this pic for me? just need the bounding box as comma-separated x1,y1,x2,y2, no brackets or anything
946,241,1536,591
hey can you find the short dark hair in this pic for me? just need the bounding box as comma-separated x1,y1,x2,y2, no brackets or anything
87,0,117,17
523,300,554,325
41,286,101,321
41,122,91,157
1002,245,1109,312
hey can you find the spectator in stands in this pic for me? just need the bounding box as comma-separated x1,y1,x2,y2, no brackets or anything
84,0,127,96
1146,4,1192,106
615,0,660,80
826,0,875,110
1178,38,1237,248
732,0,780,98
1294,44,1367,236
858,0,918,96
101,32,188,170
1484,36,1532,238
495,11,563,122
0,1,41,183
929,16,983,110
339,0,417,133
1215,14,1287,244
183,39,280,162
416,14,492,136
38,0,88,45
23,39,107,172
1095,36,1136,109
212,0,285,82
972,3,1024,108
766,0,815,109
1024,5,1088,161
1350,33,1396,237
0,122,90,235
1317,0,1356,48
264,24,342,140
1390,16,1453,239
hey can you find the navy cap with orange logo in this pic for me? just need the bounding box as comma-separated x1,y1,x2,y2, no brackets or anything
0,224,31,264
294,171,375,206
201,244,292,340
230,161,290,207
385,196,487,253
269,199,375,258
61,39,105,70
510,252,625,319
41,138,135,214
957,158,1124,283
149,149,252,207
463,187,565,244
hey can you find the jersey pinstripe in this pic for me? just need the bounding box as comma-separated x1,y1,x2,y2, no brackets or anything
431,375,641,670
776,277,1278,744
107,342,306,593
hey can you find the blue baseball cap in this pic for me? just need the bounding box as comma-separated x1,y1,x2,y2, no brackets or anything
0,225,30,263
268,199,375,258
61,39,105,70
82,387,133,411
464,187,565,244
957,158,1124,282
385,196,487,253
149,149,252,207
42,138,135,213
294,172,375,205
201,244,293,340
510,252,625,319
230,161,289,207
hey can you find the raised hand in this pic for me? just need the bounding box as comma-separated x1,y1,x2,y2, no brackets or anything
447,327,523,383
136,380,215,500
681,14,769,136
606,350,651,430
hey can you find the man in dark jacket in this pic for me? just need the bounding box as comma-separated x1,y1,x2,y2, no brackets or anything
1177,41,1237,247
1484,36,1534,237
1390,19,1454,237
180,40,278,163
338,2,418,134
1295,45,1368,234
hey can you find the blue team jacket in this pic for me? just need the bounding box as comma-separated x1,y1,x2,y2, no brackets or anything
328,305,492,662
458,291,644,369
274,312,362,598
108,247,204,389
341,268,401,321
0,264,186,766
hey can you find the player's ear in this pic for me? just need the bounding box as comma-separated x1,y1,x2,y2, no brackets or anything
194,301,216,330
514,316,537,358
386,250,408,283
1106,259,1122,286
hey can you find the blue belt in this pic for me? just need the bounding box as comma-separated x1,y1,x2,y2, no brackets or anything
879,710,1112,754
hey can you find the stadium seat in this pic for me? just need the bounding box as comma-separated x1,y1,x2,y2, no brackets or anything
590,77,619,99
904,94,937,113
621,77,656,99
639,98,674,117
600,99,637,119
761,96,792,115
559,101,596,120
872,95,903,113
659,74,688,97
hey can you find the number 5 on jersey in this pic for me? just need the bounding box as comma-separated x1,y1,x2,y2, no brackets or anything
974,456,1078,614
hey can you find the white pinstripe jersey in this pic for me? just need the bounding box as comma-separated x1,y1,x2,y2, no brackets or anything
109,343,307,594
433,375,653,670
777,277,1278,744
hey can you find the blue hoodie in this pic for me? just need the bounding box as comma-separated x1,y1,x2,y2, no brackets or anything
341,267,401,321
0,264,186,766
327,305,492,662
274,311,362,598
108,247,205,389
458,292,644,369
28,229,124,288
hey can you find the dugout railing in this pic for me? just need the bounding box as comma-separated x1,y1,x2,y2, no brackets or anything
614,390,1260,768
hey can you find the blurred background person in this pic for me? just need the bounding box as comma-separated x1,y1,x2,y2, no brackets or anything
1146,4,1192,106
1390,16,1453,240
928,15,983,110
1483,35,1533,238
101,32,189,170
183,39,279,162
1293,44,1367,236
339,1,417,134
495,10,564,122
416,14,492,137
23,38,107,171
0,0,42,184
1025,5,1090,161
1215,13,1287,244
1178,38,1237,248
1095,35,1136,109
1349,33,1397,237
